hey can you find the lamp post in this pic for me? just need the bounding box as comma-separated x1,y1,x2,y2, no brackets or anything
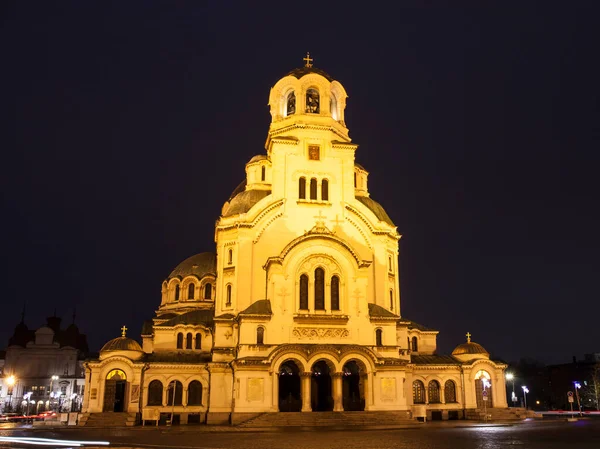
49,376,59,411
506,373,516,407
574,381,582,417
522,386,529,409
6,375,17,411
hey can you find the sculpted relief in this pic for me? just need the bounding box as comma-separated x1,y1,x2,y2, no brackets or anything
292,327,350,340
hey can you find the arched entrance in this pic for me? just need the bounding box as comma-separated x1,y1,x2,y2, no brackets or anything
103,369,127,412
474,370,493,408
342,360,365,411
311,360,333,411
278,360,302,412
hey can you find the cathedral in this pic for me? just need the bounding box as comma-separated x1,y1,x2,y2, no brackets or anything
82,58,508,425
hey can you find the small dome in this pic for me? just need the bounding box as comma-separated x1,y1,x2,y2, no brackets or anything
101,336,143,352
452,342,489,357
285,66,333,81
168,252,216,280
223,189,271,217
248,154,268,164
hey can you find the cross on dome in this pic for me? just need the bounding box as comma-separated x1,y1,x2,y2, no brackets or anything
303,52,313,68
121,325,128,337
466,332,472,343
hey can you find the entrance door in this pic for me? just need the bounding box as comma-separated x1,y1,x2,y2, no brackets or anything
475,379,493,408
342,361,365,411
278,361,301,412
311,361,333,411
104,369,128,412
114,380,126,412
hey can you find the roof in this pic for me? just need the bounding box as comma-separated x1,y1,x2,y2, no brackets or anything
168,252,216,280
355,195,395,226
100,336,143,353
159,309,215,328
368,303,397,318
248,154,268,164
240,300,272,316
223,189,271,217
285,66,333,82
355,163,366,171
141,320,153,336
411,354,461,365
399,319,436,332
452,341,489,356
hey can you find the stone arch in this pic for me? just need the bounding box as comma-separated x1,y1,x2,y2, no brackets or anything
97,359,136,413
340,353,374,374
307,353,340,373
271,353,309,374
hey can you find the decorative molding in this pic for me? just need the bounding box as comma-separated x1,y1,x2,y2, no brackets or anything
292,327,350,340
293,314,349,325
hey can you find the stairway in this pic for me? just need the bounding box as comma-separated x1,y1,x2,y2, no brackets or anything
465,407,531,421
238,411,413,428
78,412,137,427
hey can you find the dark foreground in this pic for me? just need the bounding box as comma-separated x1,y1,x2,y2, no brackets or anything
1,419,599,449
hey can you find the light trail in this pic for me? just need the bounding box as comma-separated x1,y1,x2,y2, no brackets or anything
0,436,110,446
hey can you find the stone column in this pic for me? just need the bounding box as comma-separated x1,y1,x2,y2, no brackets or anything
301,372,312,412
272,371,279,412
362,373,371,410
332,372,344,412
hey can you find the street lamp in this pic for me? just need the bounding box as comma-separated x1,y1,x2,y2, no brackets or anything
506,373,516,407
6,375,17,410
574,381,582,416
522,386,529,409
50,375,59,411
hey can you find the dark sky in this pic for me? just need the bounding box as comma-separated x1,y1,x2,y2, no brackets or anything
2,1,599,364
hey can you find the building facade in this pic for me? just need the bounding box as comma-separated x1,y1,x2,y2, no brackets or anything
0,315,88,414
83,61,508,424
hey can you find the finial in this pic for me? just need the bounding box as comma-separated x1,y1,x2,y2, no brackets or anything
303,52,313,68
121,325,128,337
466,332,472,343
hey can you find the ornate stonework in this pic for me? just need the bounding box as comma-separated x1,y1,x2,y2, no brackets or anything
292,328,350,340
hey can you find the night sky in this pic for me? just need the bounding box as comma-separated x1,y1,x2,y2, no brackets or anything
2,2,599,364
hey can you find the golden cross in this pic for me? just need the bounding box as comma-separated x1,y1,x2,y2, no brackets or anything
121,325,128,337
331,215,344,227
303,52,313,68
466,332,471,343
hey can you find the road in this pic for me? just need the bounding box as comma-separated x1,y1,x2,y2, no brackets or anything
0,419,599,448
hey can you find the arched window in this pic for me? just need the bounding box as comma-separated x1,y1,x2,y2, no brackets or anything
261,165,266,181
299,177,306,199
204,283,212,300
354,172,357,188
445,380,457,403
188,283,195,300
388,256,392,272
428,380,441,403
147,380,163,406
376,329,383,346
176,333,183,349
330,94,338,120
314,267,325,310
299,274,308,310
309,178,317,200
321,179,329,201
413,380,425,404
256,327,264,345
195,333,201,350
187,380,203,406
286,91,296,116
167,381,183,406
228,249,233,265
226,284,232,306
186,332,192,350
411,336,418,352
389,289,394,311
306,88,320,113
174,285,180,301
331,275,340,311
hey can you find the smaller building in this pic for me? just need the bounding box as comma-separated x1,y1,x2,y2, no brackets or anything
0,314,88,414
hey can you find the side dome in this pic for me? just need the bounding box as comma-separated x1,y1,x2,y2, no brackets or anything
101,336,142,352
452,341,490,361
99,336,144,361
168,252,216,279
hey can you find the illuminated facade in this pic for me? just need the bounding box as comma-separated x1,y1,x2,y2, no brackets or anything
82,59,508,425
